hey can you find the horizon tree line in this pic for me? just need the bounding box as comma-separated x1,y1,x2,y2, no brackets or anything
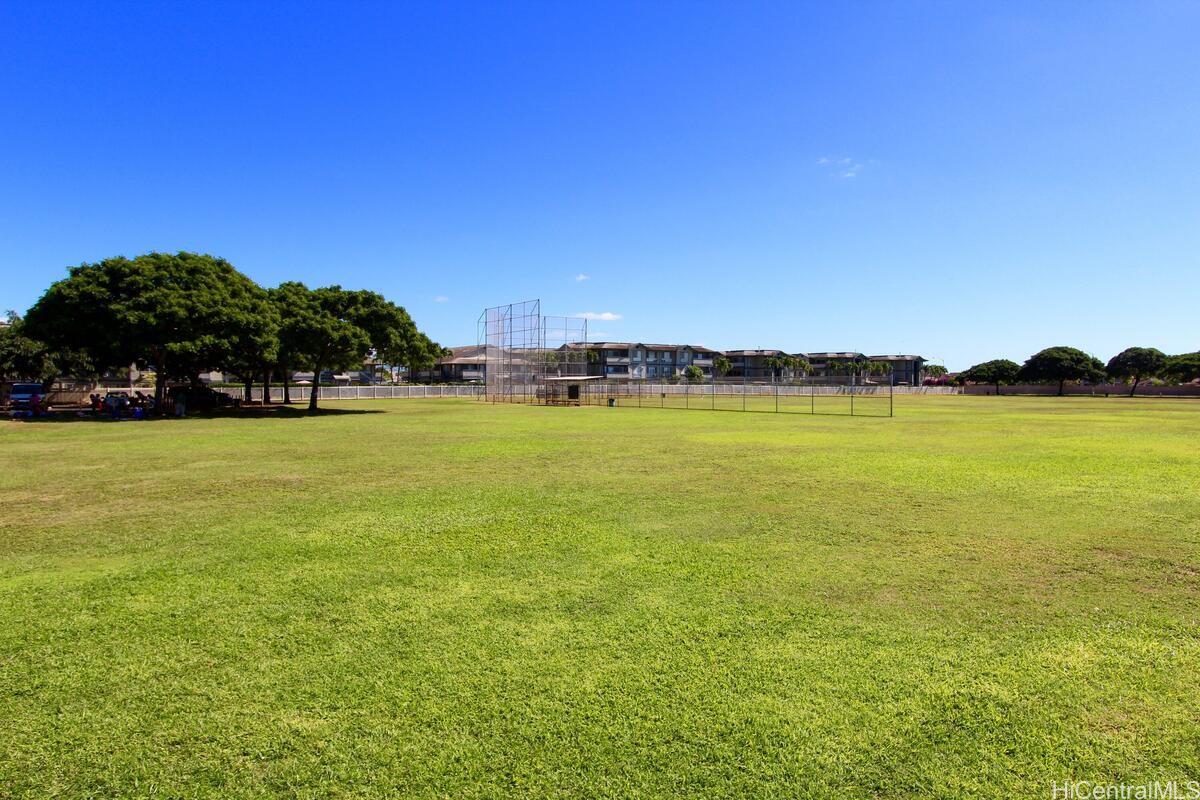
1,251,445,411
960,346,1200,396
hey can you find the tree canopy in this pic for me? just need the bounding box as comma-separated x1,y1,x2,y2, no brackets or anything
21,253,439,413
1164,352,1200,384
1106,347,1167,396
25,253,276,408
0,313,58,386
1017,346,1105,396
961,359,1020,394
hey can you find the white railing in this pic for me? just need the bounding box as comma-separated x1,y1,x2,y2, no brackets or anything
589,383,961,396
212,382,959,405
215,385,486,402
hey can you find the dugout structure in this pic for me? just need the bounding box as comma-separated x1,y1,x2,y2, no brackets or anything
478,300,589,404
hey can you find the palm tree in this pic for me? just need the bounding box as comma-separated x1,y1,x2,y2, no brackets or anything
764,355,784,383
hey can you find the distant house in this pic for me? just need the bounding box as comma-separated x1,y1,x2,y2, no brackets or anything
433,345,487,382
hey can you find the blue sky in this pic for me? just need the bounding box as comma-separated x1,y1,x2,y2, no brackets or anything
2,1,1197,370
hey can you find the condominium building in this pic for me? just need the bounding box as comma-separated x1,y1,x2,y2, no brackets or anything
561,342,720,380
865,355,927,386
722,349,788,380
432,343,927,385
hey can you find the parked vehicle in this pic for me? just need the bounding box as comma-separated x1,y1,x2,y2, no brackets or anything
5,382,46,411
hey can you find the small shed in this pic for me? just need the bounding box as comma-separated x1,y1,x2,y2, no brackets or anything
540,375,605,405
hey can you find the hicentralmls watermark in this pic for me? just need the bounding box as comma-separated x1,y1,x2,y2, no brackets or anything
1051,781,1200,799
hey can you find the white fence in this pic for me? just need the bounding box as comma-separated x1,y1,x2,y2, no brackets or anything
212,383,959,404
215,385,487,402
585,383,961,397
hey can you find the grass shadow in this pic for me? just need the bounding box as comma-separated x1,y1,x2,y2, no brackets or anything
9,405,384,424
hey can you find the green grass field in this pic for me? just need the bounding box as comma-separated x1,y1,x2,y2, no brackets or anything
2,397,1198,798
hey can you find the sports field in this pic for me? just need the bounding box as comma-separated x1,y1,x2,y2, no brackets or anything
2,396,1198,798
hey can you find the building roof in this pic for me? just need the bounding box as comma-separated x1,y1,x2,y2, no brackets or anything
560,342,719,353
723,349,786,357
866,354,926,361
800,352,866,359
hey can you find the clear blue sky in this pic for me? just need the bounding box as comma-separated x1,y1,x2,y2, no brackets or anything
2,1,1198,370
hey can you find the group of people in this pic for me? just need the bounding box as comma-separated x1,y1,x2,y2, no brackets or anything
88,391,157,420
25,393,46,418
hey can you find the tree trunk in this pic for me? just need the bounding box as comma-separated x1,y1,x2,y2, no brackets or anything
282,369,291,404
263,368,272,405
155,370,167,415
1058,379,1065,396
995,382,1002,396
309,364,322,410
1130,378,1140,397
243,377,253,404
152,347,166,414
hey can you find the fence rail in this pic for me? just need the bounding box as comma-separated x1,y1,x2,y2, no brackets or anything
212,385,487,402
62,382,955,409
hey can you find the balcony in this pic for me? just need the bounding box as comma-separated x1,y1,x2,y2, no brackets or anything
692,358,714,366
605,357,631,365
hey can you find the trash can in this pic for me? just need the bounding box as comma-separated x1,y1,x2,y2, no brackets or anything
607,398,616,407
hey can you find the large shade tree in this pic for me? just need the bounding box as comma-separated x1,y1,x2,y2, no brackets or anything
279,285,422,410
1106,347,1167,396
961,358,1020,395
24,252,271,410
1017,346,1105,396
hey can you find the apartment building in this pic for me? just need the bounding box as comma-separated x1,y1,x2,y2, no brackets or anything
722,349,788,380
560,342,720,380
801,352,868,378
866,355,926,386
431,343,926,385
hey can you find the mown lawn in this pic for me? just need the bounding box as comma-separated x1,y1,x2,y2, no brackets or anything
1,396,1198,798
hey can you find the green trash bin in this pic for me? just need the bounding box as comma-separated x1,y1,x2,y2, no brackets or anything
607,398,616,407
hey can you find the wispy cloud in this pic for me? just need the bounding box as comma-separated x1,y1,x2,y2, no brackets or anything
575,311,621,321
817,156,872,178
575,273,590,282
433,295,450,303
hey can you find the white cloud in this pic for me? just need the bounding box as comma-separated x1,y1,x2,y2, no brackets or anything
574,311,621,321
434,295,450,303
575,273,590,282
818,156,870,178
